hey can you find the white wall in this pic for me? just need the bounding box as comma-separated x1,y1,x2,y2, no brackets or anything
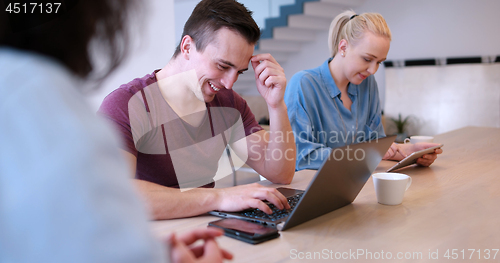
221,0,500,100
356,0,500,60
86,0,175,111
356,0,500,135
278,0,500,135
280,0,500,98
385,64,500,135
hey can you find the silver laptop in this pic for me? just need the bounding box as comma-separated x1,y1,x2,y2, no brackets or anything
209,135,396,231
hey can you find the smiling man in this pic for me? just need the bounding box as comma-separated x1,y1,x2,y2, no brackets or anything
98,0,296,220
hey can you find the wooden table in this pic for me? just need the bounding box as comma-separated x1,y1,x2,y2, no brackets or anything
151,126,500,262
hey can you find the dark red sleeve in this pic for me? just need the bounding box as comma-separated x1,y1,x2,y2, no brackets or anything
97,87,138,157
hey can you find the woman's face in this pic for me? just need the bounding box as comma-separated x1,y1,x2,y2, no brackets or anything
342,31,390,85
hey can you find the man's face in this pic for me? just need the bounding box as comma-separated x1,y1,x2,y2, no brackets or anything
188,28,255,102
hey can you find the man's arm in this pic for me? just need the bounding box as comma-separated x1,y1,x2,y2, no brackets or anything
122,151,290,220
242,53,296,184
244,124,295,184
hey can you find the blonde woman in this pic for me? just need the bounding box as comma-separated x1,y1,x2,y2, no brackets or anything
284,10,442,171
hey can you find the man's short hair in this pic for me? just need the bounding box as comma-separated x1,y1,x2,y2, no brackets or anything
173,0,260,58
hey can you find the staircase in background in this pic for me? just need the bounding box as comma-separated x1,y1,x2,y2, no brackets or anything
234,0,365,94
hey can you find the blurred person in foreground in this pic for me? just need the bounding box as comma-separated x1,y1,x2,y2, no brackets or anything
0,0,231,262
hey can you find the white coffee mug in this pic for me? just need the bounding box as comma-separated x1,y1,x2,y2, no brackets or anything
372,173,412,205
404,135,434,144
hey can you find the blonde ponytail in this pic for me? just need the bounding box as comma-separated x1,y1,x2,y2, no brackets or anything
328,10,392,57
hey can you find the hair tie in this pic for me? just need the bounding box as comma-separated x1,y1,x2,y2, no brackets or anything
350,14,358,20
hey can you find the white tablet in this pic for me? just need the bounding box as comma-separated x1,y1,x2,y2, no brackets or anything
386,144,443,172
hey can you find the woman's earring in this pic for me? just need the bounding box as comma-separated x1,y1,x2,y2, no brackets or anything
341,52,345,56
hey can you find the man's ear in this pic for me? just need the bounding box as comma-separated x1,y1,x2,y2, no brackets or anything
180,35,194,59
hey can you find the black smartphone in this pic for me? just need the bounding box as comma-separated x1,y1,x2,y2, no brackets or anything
208,218,280,245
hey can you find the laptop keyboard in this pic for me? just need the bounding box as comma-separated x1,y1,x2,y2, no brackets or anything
240,193,304,221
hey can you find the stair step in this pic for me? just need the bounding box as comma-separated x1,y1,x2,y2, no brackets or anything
303,2,346,18
319,0,366,7
258,51,291,64
260,0,365,39
272,27,317,42
260,0,320,39
258,39,302,52
287,14,332,30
